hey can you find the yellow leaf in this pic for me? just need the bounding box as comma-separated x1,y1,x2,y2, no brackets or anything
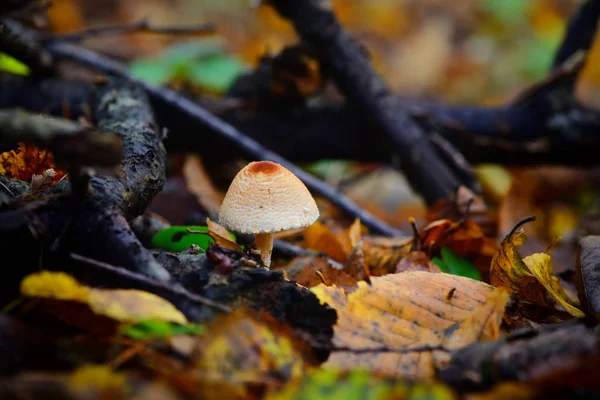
20,271,187,326
69,365,126,393
311,271,508,379
267,368,457,400
21,271,89,302
490,229,584,318
522,253,583,317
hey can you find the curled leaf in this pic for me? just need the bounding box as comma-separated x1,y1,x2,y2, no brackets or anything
490,224,583,318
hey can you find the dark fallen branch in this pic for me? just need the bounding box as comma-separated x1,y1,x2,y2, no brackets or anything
438,318,600,392
47,18,216,44
0,0,37,18
39,40,404,237
155,245,337,361
0,108,123,168
0,81,169,310
268,0,470,204
553,0,600,68
2,69,600,167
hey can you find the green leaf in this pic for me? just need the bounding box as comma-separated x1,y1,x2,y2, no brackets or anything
128,39,247,92
121,320,205,340
440,247,481,280
431,257,450,273
151,225,236,253
268,369,456,400
0,53,29,75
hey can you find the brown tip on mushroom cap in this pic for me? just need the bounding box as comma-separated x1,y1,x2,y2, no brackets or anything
218,161,319,234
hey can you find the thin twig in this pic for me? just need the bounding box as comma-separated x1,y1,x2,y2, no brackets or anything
70,252,233,313
47,18,216,43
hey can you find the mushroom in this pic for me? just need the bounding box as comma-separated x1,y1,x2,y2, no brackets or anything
218,161,319,267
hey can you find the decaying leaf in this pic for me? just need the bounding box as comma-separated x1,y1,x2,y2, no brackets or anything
30,168,57,195
395,250,440,274
20,271,188,330
267,368,457,400
490,220,584,318
283,256,358,290
362,236,411,276
154,311,311,399
427,186,497,236
312,271,508,379
0,143,66,182
183,154,224,218
415,219,486,258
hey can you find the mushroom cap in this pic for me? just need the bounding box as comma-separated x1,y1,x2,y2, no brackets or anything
218,161,319,234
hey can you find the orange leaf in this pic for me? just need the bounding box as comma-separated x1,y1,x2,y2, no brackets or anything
0,143,66,182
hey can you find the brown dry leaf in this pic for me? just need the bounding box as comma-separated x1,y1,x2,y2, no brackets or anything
415,219,486,258
284,256,358,290
303,219,362,263
490,227,584,318
312,271,508,379
183,155,224,219
0,143,66,182
20,271,187,332
427,186,497,237
395,250,441,274
362,236,412,276
206,217,241,251
30,168,57,195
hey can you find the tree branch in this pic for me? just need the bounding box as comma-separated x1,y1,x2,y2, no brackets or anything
40,40,404,236
0,108,122,167
553,0,600,68
267,0,470,204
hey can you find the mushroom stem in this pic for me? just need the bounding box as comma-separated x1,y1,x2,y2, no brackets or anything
255,232,274,268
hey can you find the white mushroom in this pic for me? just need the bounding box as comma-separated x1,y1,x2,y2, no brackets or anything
218,161,319,267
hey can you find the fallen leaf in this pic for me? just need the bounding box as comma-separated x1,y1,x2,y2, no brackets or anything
151,225,238,253
69,364,127,394
303,221,352,263
30,168,57,195
490,221,584,318
312,271,508,379
267,368,457,400
183,155,224,219
362,236,411,276
207,217,242,251
0,143,66,182
427,186,497,236
417,219,486,258
120,320,205,340
152,311,310,399
284,256,358,290
395,250,441,274
20,271,188,331
432,247,481,280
